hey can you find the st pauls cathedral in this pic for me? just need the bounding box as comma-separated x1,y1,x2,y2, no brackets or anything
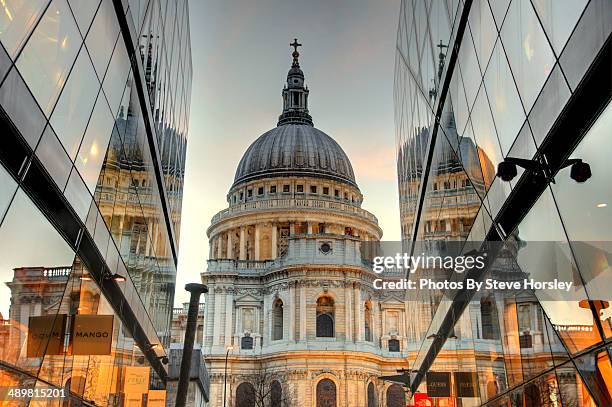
202,41,409,407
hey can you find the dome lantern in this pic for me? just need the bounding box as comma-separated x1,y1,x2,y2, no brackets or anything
278,38,313,126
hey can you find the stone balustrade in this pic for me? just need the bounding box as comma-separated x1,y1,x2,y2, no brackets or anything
210,197,378,225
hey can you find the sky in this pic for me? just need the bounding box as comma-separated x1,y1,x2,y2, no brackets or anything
175,0,402,305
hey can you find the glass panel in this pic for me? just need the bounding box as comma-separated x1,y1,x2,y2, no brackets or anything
531,0,588,56
0,67,46,148
487,0,510,30
50,46,100,160
35,125,72,189
16,0,81,115
551,102,612,339
0,163,18,223
64,167,92,222
468,0,497,72
102,38,129,116
573,349,612,406
513,188,603,354
0,188,75,376
528,63,570,146
75,94,114,192
85,0,120,80
484,39,525,155
500,0,555,112
467,86,502,193
559,0,612,91
0,0,49,57
67,0,101,36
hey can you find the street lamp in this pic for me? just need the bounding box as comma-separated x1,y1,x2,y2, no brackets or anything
223,345,234,407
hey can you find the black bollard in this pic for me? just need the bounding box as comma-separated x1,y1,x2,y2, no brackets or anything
175,283,208,407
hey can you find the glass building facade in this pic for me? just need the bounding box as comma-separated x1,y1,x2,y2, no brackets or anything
395,0,611,406
0,0,192,404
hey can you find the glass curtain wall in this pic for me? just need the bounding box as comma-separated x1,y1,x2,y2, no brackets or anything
0,0,192,404
395,0,612,406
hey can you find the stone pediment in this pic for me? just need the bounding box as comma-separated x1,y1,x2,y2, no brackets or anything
380,296,405,307
235,293,262,305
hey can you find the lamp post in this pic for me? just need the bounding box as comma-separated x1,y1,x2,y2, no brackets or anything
175,283,208,407
223,345,234,407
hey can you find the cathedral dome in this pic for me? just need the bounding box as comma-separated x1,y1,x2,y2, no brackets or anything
233,124,357,187
232,39,357,188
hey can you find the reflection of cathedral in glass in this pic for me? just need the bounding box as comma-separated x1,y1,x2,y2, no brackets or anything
0,0,193,404
394,0,612,406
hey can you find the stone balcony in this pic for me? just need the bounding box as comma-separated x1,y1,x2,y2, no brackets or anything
206,234,371,275
210,197,378,226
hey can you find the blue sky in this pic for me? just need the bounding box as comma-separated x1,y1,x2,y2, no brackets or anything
175,0,402,305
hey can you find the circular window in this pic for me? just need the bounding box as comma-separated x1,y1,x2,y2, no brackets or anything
320,242,332,254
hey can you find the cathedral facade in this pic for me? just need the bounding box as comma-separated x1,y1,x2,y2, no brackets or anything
201,42,409,407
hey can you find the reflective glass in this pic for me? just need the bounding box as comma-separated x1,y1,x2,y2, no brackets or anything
16,0,81,115
0,67,46,148
102,38,130,116
68,0,101,36
559,0,612,91
573,349,612,406
75,94,114,192
484,39,525,155
85,0,120,79
457,34,482,112
551,102,612,339
500,0,555,112
0,0,49,57
64,166,92,222
50,46,100,159
487,0,510,30
35,125,72,189
0,163,17,223
0,188,75,374
513,188,603,354
528,63,570,146
467,86,502,193
531,0,588,56
468,0,497,72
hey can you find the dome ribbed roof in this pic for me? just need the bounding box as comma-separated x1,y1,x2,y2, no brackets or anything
233,124,357,188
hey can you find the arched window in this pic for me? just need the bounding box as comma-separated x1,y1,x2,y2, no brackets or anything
236,382,256,407
367,382,377,407
270,380,282,407
241,334,253,350
316,296,335,337
272,299,283,340
386,384,405,407
388,339,400,352
364,301,372,342
316,379,336,407
481,297,500,339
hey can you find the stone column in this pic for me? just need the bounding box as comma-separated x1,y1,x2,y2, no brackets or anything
271,224,277,259
254,224,261,260
212,288,223,347
307,222,313,234
288,283,295,341
345,283,352,342
225,288,234,348
355,285,363,341
289,222,295,235
226,231,233,259
299,284,306,340
239,227,246,260
216,234,223,259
